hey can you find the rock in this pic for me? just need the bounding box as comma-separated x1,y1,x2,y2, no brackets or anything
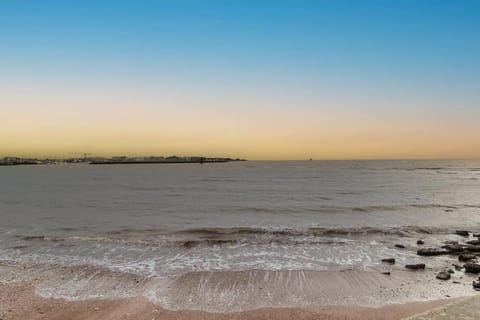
93,307,100,312
447,269,455,274
453,280,461,284
473,281,480,290
465,245,480,253
436,271,451,280
459,254,476,262
467,240,480,245
381,271,391,275
381,258,395,264
464,262,480,273
417,248,449,256
473,233,480,238
405,263,425,270
395,244,406,249
442,244,465,253
456,230,470,237
417,240,425,245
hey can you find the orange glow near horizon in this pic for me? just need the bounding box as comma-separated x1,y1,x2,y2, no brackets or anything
2,88,480,160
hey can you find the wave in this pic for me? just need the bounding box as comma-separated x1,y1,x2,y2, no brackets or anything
15,232,348,248
14,224,449,250
175,225,446,238
223,203,480,214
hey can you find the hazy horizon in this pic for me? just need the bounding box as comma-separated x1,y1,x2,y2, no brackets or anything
2,0,480,160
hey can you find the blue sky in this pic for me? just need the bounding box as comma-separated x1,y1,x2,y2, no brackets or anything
1,0,479,159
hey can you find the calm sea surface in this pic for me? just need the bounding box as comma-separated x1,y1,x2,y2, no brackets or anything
1,160,480,277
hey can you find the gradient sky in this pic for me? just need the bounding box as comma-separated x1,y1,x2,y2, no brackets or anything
1,0,479,160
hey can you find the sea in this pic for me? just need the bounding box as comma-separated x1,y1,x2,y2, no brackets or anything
1,160,480,309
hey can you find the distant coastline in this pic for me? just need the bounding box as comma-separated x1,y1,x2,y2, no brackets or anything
0,156,246,166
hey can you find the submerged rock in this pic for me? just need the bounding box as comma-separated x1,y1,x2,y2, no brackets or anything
436,271,451,280
465,245,480,253
459,254,476,262
467,240,480,245
473,281,480,290
456,230,470,237
395,244,406,249
416,240,425,245
381,258,395,264
442,244,465,253
464,263,480,274
405,263,425,270
417,248,449,256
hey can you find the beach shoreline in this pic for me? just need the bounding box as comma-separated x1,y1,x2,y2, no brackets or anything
0,281,461,320
1,260,478,319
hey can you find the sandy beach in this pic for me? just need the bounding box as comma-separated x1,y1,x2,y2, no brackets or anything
0,281,460,320
1,259,477,320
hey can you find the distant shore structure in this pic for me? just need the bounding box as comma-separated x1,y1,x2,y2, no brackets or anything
0,156,246,166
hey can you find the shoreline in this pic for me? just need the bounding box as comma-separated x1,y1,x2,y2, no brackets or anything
1,260,478,319
0,282,461,320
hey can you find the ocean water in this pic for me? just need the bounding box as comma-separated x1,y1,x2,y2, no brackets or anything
1,160,480,306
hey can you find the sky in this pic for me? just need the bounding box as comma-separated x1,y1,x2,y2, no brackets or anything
1,0,479,160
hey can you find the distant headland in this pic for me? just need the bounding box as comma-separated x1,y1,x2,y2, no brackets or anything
0,156,246,166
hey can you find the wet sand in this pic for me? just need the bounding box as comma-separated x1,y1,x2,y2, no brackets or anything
2,260,478,320
0,282,457,320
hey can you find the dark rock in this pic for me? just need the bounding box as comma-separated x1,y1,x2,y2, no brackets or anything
381,258,395,264
442,244,465,253
405,263,426,270
459,254,476,262
395,244,406,249
473,233,480,238
417,248,449,256
447,269,455,274
464,262,480,274
473,281,480,290
381,271,391,275
465,245,480,253
467,240,480,245
453,280,461,284
417,240,425,245
436,271,451,280
456,230,470,237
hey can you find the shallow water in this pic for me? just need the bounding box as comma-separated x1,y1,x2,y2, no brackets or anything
1,160,480,284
